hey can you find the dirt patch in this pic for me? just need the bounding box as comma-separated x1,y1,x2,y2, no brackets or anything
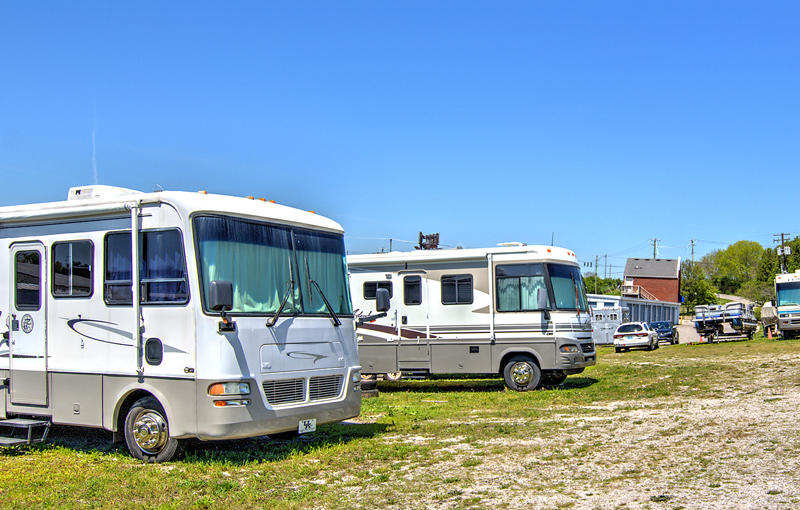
380,353,800,508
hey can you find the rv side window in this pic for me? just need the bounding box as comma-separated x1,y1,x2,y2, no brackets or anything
52,241,93,298
364,281,393,300
104,230,189,305
403,276,422,305
15,250,41,311
441,274,473,305
495,263,548,312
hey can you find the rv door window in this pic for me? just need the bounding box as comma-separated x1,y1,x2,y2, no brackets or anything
441,274,473,305
364,281,393,300
104,230,189,305
495,263,548,312
52,241,93,297
403,276,422,305
15,250,41,310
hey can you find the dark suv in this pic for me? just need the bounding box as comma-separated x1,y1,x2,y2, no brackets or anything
648,321,679,345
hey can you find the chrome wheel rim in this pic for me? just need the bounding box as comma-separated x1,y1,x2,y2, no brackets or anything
132,409,168,454
510,362,532,386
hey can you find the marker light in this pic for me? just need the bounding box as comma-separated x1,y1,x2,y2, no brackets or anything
214,399,250,407
208,382,251,396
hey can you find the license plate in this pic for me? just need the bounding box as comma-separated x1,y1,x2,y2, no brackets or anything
625,335,636,340
298,418,316,434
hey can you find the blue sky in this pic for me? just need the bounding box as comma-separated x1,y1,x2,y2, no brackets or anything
1,2,797,277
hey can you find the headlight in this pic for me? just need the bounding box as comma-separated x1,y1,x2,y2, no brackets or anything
208,382,251,396
560,345,580,353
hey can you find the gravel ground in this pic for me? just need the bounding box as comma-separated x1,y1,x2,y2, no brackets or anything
386,351,800,509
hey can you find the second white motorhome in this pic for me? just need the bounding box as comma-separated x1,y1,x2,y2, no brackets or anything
775,270,800,339
0,185,361,461
348,244,595,391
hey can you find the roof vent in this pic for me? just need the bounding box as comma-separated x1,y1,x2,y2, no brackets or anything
497,242,526,247
68,185,141,201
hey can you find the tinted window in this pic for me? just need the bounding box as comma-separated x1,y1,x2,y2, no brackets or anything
104,230,189,305
617,324,642,333
404,276,422,305
53,241,93,297
364,281,393,300
442,274,472,305
15,250,41,310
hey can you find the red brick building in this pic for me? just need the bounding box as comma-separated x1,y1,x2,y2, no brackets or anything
622,258,681,303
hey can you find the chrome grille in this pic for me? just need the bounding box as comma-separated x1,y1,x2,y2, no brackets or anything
309,375,343,401
581,343,594,353
263,378,305,405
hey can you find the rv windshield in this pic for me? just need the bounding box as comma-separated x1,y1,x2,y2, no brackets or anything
194,215,352,316
547,264,589,312
776,281,800,307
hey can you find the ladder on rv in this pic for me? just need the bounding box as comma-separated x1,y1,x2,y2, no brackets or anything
0,418,51,448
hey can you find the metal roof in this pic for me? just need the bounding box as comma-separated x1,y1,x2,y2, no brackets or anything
623,258,680,279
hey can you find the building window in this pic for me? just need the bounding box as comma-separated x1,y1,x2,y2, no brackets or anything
595,314,603,321
404,276,422,305
604,301,615,307
442,274,473,305
364,281,393,300
52,241,93,297
610,313,618,321
15,250,41,310
104,230,189,305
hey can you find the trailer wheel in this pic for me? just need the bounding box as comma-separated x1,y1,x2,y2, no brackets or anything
124,396,183,463
503,355,541,391
384,371,403,382
615,347,621,353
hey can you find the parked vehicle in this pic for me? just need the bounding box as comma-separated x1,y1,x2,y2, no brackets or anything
0,185,361,461
648,321,679,345
613,322,658,352
775,271,800,339
694,302,757,342
348,244,596,391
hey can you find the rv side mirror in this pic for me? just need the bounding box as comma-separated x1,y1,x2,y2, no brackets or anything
209,280,234,312
537,287,549,310
375,288,390,312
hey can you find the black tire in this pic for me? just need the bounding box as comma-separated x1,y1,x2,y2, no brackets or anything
541,371,568,387
502,355,541,391
615,347,622,353
269,430,300,441
124,396,183,463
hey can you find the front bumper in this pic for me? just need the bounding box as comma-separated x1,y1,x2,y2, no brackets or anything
556,346,596,369
194,368,362,441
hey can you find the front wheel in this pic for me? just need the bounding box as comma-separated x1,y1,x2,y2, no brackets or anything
502,355,541,391
124,397,183,463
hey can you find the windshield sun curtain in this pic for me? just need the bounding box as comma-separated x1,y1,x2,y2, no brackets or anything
194,215,352,316
495,262,589,313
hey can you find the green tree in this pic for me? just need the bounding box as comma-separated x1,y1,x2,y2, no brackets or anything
680,261,718,309
583,275,622,295
700,240,766,294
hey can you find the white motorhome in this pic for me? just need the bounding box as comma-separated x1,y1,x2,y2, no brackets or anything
348,244,595,391
775,270,800,339
0,185,361,461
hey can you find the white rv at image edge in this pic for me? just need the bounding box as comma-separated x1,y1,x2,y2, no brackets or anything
348,244,595,390
0,185,361,461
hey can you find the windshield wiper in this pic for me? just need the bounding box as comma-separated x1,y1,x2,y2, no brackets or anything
267,256,295,328
305,255,341,327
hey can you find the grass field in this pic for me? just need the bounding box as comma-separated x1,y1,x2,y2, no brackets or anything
2,336,800,508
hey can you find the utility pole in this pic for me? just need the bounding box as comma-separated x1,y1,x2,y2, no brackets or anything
604,254,608,279
650,238,661,259
689,239,696,267
774,233,791,273
595,255,599,293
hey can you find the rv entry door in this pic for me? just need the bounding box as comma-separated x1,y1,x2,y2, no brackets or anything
9,242,48,406
397,272,431,367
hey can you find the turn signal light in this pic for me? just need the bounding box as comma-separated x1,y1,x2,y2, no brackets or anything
208,382,250,396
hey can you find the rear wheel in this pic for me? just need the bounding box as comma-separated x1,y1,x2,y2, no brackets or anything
615,347,622,353
502,355,541,391
541,371,568,387
384,371,403,382
124,397,183,463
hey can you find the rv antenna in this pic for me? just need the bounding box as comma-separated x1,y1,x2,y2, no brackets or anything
551,232,554,246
